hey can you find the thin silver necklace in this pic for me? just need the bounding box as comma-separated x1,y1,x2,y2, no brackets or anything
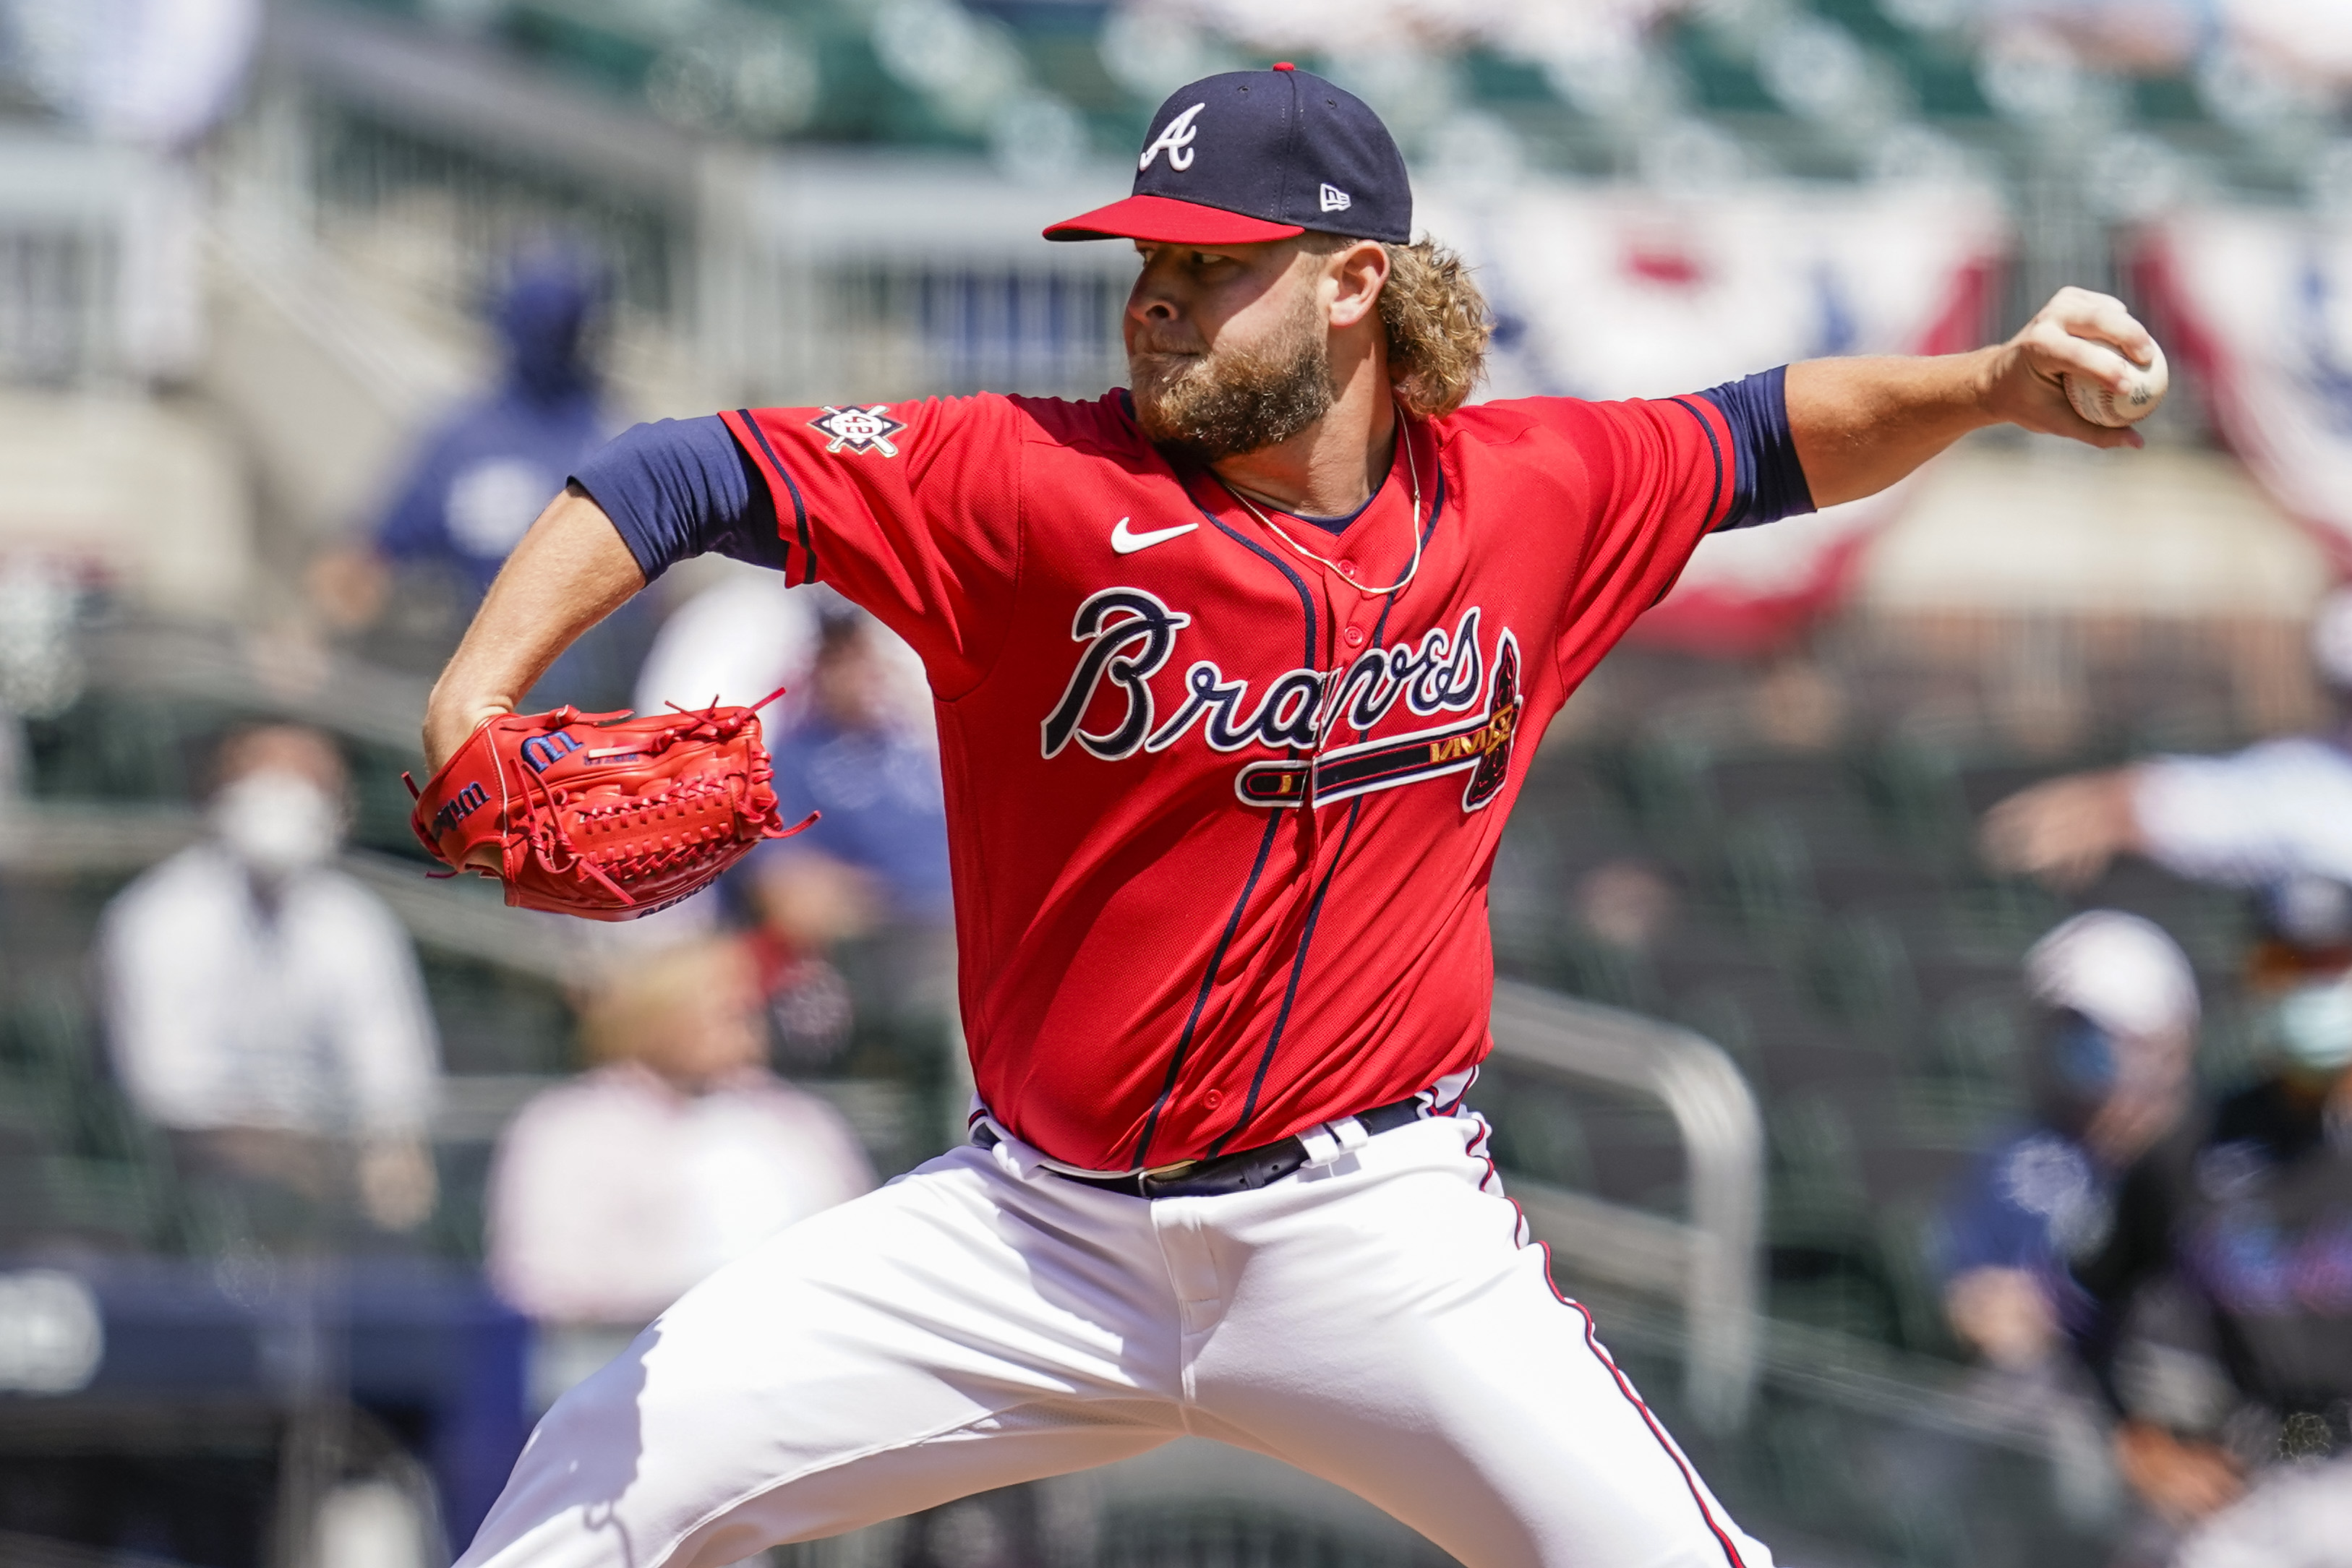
1222,406,1426,597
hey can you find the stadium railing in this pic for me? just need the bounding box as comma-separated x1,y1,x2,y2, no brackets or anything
1486,982,1764,1434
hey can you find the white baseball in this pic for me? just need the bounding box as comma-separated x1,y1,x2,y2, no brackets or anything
2064,340,2168,427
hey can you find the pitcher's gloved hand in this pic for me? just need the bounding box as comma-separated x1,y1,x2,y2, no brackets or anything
407,696,813,921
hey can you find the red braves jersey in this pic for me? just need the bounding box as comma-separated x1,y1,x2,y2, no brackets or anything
719,391,1735,1170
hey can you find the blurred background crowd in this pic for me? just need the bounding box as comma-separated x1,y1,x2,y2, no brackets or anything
4,0,2352,1565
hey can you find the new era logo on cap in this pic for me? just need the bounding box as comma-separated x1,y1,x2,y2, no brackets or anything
1045,65,1410,247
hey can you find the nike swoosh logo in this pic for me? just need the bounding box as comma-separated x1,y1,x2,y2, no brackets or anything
1110,516,1199,554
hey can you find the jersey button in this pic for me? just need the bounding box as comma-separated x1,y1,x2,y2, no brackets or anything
1338,560,1357,578
1343,625,1366,648
1205,1089,1224,1110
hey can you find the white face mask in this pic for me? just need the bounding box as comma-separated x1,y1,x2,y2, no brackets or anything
211,770,342,877
2272,976,2352,1074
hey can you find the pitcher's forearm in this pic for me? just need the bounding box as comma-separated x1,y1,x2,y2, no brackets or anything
1787,349,2001,508
423,484,647,770
1788,287,2159,508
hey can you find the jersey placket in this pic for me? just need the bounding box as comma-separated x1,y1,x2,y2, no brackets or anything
1325,575,1390,724
1308,435,1434,774
1134,485,1336,1168
1213,565,1348,1153
1200,470,1429,1159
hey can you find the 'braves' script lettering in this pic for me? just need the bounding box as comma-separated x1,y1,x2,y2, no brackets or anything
1040,588,1192,760
1043,596,1497,766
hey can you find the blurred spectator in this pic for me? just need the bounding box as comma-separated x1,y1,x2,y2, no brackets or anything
1985,590,2352,1549
1570,858,1677,954
308,250,653,709
1939,912,2199,1372
98,724,440,1243
750,609,953,939
484,938,871,1345
2067,881,2352,1554
632,586,941,1061
742,609,957,1091
1982,588,2352,891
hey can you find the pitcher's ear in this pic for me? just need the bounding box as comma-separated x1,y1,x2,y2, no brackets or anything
1325,239,1390,329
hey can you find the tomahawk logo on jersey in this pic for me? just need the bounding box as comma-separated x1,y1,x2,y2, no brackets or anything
717,385,1759,1172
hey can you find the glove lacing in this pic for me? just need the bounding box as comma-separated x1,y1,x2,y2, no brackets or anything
503,693,813,908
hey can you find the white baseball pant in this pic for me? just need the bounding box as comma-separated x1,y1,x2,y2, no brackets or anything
456,1110,1774,1568
2173,1452,2352,1568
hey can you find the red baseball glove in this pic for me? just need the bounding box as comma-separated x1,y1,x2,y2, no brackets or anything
406,697,813,921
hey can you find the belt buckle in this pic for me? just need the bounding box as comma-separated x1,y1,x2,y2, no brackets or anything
1135,1157,1202,1196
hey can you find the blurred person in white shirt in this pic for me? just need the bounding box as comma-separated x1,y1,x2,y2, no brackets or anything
1984,587,2352,891
630,573,932,766
631,565,818,753
484,938,872,1403
99,724,441,1241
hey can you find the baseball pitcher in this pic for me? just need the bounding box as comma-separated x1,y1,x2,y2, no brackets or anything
419,66,2162,1568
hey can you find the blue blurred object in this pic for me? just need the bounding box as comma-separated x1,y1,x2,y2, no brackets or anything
1939,1126,2102,1284
2048,1011,2118,1101
371,249,655,711
492,252,604,408
766,714,955,925
376,252,610,596
2254,873,2352,951
0,1256,531,1551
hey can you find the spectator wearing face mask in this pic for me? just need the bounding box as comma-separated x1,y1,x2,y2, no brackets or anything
2066,878,2352,1559
1939,912,2201,1374
1978,588,2352,1552
98,724,441,1243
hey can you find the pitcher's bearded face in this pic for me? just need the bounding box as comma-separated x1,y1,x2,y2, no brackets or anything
1129,279,1338,463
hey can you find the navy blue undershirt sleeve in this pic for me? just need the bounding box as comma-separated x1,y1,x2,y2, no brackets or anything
1694,365,1815,531
571,416,783,581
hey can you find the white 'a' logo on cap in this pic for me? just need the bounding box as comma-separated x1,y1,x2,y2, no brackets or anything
1139,103,1207,172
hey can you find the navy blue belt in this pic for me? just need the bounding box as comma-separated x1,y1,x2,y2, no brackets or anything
974,1097,1428,1199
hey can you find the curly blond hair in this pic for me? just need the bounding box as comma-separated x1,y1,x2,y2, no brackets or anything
1301,233,1494,417
1377,239,1494,417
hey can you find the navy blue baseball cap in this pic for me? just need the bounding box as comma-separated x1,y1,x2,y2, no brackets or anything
1046,64,1411,246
